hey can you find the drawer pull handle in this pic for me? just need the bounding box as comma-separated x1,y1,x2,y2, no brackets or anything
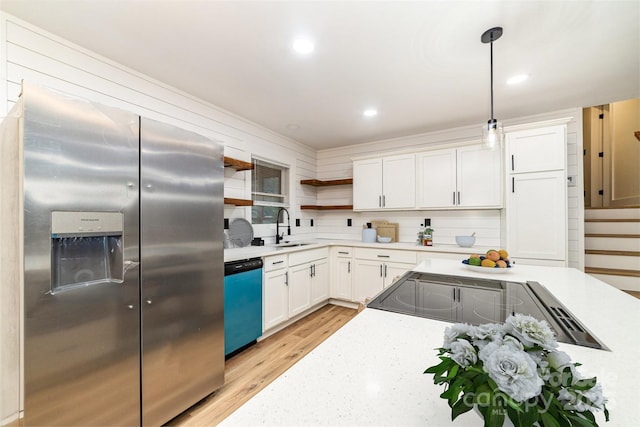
377,255,390,258
338,251,349,254
272,260,284,265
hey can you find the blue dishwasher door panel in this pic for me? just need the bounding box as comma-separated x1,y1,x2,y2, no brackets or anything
224,268,263,356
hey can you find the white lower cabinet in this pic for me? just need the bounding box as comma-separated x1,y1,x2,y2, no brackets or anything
263,248,329,332
263,256,289,332
353,248,417,303
332,247,353,301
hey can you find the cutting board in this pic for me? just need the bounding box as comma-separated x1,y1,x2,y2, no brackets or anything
375,223,399,242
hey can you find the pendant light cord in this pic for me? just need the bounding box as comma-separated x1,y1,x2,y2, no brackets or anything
490,41,494,122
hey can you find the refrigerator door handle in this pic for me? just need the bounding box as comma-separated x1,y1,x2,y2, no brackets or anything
124,260,140,275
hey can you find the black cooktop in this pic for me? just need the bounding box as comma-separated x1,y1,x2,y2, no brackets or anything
367,271,607,350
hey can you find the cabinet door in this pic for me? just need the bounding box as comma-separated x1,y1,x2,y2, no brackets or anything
415,281,457,322
333,257,353,301
457,145,502,208
288,263,312,317
417,149,457,208
382,154,416,209
310,259,329,305
383,262,414,288
507,170,566,261
353,158,383,210
506,125,566,173
458,286,504,324
263,269,289,331
353,259,384,303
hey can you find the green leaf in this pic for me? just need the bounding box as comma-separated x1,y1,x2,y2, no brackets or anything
451,397,474,421
566,413,598,427
444,363,459,380
540,410,562,427
424,357,454,375
485,403,506,427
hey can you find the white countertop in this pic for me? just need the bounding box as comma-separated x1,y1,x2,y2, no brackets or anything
224,239,494,262
220,258,640,426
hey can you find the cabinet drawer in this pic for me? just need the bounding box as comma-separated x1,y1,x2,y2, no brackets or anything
354,248,417,264
288,247,329,266
263,254,288,272
334,246,353,258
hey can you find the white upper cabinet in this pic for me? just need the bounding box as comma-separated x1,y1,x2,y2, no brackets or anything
506,125,566,173
353,154,415,210
416,148,457,208
417,144,502,209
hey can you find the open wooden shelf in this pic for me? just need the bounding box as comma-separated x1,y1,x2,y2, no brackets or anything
301,205,353,210
300,178,353,186
224,156,253,171
224,198,253,206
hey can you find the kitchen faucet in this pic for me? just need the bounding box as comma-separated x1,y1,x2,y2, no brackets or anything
275,207,291,244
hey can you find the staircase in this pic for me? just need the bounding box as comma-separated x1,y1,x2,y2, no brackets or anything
584,207,640,291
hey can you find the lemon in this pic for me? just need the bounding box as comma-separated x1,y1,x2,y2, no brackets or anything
481,259,496,268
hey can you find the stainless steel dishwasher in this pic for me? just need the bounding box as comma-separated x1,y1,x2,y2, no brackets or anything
224,258,263,356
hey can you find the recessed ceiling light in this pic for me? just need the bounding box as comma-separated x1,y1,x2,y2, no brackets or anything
507,74,529,85
292,38,314,54
363,109,378,117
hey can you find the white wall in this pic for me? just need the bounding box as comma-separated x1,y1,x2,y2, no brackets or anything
0,12,319,245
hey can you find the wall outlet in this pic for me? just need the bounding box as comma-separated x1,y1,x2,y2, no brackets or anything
295,218,301,227
347,218,352,226
424,218,431,227
224,218,229,229
310,219,314,227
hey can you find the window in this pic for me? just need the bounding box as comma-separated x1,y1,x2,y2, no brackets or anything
251,158,289,224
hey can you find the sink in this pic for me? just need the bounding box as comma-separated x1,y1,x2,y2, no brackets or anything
275,242,312,249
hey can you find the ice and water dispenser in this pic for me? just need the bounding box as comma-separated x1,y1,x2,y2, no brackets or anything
51,211,124,293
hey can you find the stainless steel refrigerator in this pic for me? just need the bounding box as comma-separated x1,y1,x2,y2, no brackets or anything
0,84,224,426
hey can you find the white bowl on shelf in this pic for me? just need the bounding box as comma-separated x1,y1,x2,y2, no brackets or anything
377,236,392,243
455,235,476,247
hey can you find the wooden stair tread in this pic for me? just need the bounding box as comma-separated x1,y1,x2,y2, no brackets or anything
585,218,640,222
585,233,640,238
585,249,640,257
585,267,640,277
585,206,640,209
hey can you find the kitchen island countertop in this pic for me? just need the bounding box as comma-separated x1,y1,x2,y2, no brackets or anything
220,258,639,426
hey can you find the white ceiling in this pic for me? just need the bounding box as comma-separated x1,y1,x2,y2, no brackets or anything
1,1,639,150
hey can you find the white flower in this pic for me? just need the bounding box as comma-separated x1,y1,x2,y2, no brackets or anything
483,344,544,402
443,323,472,349
547,350,572,370
558,383,607,412
467,323,506,340
477,335,521,362
505,314,558,350
449,338,477,367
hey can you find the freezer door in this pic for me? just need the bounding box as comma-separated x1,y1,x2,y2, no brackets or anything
22,85,141,426
140,118,224,426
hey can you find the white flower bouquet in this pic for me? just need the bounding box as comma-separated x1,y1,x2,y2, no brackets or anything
425,314,610,427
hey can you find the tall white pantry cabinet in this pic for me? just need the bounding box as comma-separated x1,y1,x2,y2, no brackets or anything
505,125,567,264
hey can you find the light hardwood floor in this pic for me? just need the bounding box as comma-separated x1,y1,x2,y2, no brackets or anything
167,304,359,426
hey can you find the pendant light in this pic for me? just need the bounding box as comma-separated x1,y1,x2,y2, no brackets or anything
481,26,503,150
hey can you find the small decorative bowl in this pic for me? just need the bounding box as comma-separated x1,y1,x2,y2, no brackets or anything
377,236,392,243
455,235,476,247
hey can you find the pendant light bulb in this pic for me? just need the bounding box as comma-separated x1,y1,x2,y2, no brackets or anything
481,27,504,150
